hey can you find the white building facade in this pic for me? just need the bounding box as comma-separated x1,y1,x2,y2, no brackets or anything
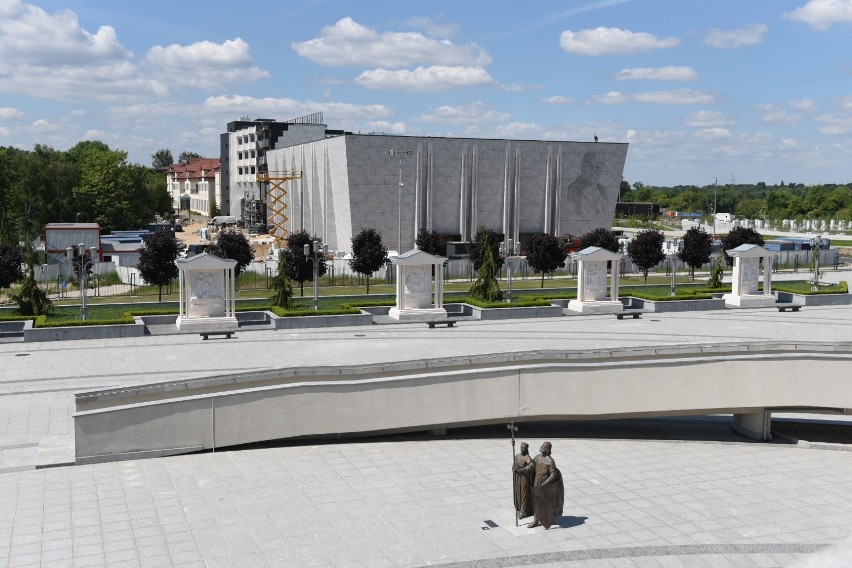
265,132,628,254
166,158,221,216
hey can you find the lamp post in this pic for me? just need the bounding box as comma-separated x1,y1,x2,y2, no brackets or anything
669,237,681,297
712,178,718,237
67,243,96,320
500,238,520,302
304,239,327,311
388,149,413,254
810,235,824,291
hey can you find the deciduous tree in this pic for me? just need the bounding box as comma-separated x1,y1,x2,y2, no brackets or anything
578,227,620,252
0,242,22,289
415,228,447,256
721,226,764,266
281,230,327,296
137,229,179,302
349,227,388,294
525,232,568,288
178,151,202,163
208,230,254,276
678,227,712,280
627,229,666,283
151,149,173,169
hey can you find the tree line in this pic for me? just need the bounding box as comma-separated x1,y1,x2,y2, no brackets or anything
620,180,852,221
0,142,173,243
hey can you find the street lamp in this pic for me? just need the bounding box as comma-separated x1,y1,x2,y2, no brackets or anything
712,177,718,237
304,239,327,311
389,149,413,254
669,238,681,297
67,243,97,320
810,235,824,291
500,238,520,302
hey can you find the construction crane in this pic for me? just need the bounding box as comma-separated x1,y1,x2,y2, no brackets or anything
256,169,302,245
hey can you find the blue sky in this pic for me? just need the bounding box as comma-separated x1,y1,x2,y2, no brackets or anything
1,0,851,186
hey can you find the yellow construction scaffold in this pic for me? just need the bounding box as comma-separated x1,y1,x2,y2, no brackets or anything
256,170,302,245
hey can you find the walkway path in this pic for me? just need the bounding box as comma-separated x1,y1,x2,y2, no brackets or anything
1,304,851,566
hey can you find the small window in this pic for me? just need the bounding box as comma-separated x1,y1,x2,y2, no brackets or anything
250,150,255,158
250,166,255,174
249,133,255,142
237,152,242,160
238,167,243,175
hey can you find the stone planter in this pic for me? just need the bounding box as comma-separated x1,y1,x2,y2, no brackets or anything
460,303,563,320
623,297,727,312
271,311,374,329
24,318,146,342
774,291,852,306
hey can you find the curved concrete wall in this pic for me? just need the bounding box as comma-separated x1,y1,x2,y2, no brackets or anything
73,344,852,463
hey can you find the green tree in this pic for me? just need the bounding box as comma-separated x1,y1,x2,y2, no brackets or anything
619,179,631,200
281,230,327,296
271,254,295,309
151,149,173,169
525,232,568,288
349,227,388,294
721,226,764,266
468,230,502,301
707,253,725,288
415,228,447,256
678,227,712,280
209,191,221,218
179,151,202,163
578,227,620,252
468,226,504,271
0,242,23,289
70,247,95,284
208,230,254,276
627,229,666,283
137,229,179,302
12,249,52,316
72,144,135,233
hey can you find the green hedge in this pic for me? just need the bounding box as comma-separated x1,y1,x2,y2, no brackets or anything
268,305,362,317
34,314,136,328
774,280,848,295
460,296,554,308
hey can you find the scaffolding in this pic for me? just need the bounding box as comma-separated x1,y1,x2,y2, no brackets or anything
256,170,302,244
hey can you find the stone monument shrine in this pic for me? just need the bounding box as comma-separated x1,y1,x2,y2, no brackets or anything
568,246,624,314
389,249,448,322
722,244,775,308
175,253,239,332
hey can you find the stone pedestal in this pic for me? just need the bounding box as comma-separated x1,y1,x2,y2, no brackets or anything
388,249,448,322
567,246,624,314
176,253,238,332
722,244,775,308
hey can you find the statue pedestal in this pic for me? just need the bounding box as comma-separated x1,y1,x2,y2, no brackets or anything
389,307,448,322
567,299,624,314
722,293,776,308
175,316,238,332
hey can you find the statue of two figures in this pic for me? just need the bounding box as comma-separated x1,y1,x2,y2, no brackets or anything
513,441,564,529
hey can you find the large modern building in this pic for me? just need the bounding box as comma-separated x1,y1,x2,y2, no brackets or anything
224,115,628,254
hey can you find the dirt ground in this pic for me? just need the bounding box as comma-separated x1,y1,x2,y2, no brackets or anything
175,218,274,260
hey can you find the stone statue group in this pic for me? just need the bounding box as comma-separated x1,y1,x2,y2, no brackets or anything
513,441,564,529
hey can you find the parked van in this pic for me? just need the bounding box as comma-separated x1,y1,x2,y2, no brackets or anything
208,215,237,226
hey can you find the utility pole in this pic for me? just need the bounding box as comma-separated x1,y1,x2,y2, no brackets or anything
713,178,718,237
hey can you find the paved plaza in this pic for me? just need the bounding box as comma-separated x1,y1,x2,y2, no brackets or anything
1,299,852,566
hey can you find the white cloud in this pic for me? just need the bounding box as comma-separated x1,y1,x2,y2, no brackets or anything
30,119,63,133
684,110,735,128
145,38,269,89
559,27,680,55
412,101,510,124
0,107,24,120
694,128,732,140
292,17,491,67
592,89,714,105
0,0,130,66
495,122,542,137
789,98,817,111
781,138,800,149
704,24,768,48
541,96,574,105
202,95,393,121
354,66,494,91
402,17,460,38
757,104,804,124
838,96,852,109
497,82,544,92
615,66,698,81
784,0,852,30
816,112,852,134
366,121,407,134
